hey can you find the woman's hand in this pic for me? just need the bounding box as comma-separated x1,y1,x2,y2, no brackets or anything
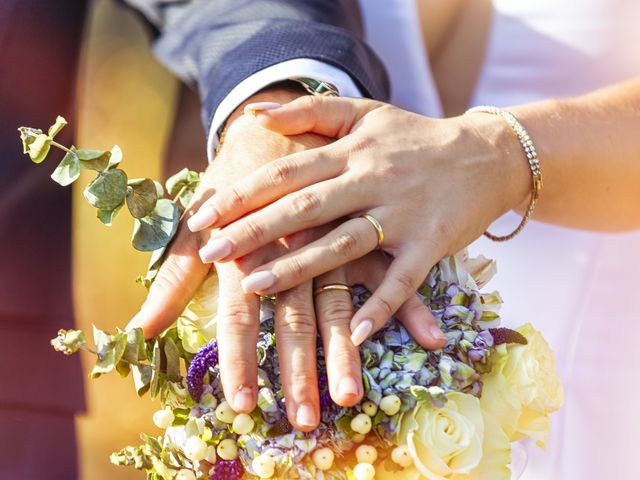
187,96,531,343
128,90,445,432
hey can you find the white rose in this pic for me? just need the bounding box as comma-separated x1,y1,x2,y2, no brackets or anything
481,323,564,448
397,392,511,480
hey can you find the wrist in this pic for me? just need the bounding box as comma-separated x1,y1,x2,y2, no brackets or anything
463,113,532,214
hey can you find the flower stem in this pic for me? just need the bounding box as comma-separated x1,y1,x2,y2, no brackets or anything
172,184,188,204
51,140,77,157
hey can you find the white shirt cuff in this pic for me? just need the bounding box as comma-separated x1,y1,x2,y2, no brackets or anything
206,59,363,162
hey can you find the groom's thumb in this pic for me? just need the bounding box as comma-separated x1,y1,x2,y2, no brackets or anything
126,223,210,338
244,96,383,139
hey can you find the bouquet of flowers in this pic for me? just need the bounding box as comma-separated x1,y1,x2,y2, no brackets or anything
23,118,564,480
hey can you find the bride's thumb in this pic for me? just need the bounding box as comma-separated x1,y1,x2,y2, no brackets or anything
243,96,382,138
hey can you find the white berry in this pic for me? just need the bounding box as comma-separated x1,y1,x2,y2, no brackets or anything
252,454,276,479
353,462,376,480
361,400,378,417
200,393,218,409
205,445,217,464
391,445,413,468
184,436,208,462
232,413,255,435
355,445,378,464
350,413,372,435
175,469,196,480
352,433,365,443
215,401,237,424
311,447,335,471
379,394,402,416
217,438,239,460
152,409,174,429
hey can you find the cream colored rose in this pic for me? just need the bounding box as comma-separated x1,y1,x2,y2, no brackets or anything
396,392,511,480
177,272,219,353
481,323,564,448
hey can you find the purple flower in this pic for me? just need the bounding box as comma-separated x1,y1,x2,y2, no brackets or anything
318,373,332,412
209,459,244,480
186,341,218,401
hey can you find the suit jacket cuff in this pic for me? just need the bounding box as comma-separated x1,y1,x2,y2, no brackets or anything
206,59,363,162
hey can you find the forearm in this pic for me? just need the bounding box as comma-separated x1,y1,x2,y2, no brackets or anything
508,79,640,231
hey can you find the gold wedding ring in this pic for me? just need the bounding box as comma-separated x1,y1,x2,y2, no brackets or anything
360,214,385,248
313,283,354,297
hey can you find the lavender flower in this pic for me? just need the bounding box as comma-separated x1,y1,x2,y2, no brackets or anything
209,459,244,480
186,341,218,401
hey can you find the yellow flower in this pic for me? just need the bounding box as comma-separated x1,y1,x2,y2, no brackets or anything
178,272,218,353
480,323,564,448
396,392,511,480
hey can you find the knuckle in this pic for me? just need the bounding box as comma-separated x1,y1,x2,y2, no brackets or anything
346,135,377,156
318,300,353,325
329,348,360,371
226,185,248,213
289,191,322,222
370,294,395,319
284,256,306,281
268,159,297,186
330,231,360,258
280,311,316,335
288,371,318,389
217,303,256,331
390,271,418,298
242,220,266,244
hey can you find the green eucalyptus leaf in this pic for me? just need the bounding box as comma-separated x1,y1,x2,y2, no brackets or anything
47,116,67,138
154,180,164,198
163,337,182,382
27,133,52,164
150,340,162,399
165,168,201,206
77,149,111,172
122,327,147,364
97,202,124,227
116,360,131,378
126,178,158,219
131,199,180,252
90,326,127,378
84,168,127,211
136,246,166,289
178,189,195,208
51,149,80,186
18,127,42,154
165,168,190,196
108,145,123,169
132,364,153,396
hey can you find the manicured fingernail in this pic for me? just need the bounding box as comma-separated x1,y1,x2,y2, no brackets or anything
188,204,219,232
234,386,254,412
338,377,360,398
199,237,234,263
296,402,317,427
431,325,447,342
244,102,282,116
350,319,373,346
241,271,277,293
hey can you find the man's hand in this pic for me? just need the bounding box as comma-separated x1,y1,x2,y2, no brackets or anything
129,85,343,430
128,85,442,431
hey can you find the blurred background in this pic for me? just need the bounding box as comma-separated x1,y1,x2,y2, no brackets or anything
64,1,201,478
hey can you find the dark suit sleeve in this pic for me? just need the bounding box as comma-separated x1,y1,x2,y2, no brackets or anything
122,0,389,131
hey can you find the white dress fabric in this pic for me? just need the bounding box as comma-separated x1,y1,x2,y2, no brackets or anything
359,0,640,478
